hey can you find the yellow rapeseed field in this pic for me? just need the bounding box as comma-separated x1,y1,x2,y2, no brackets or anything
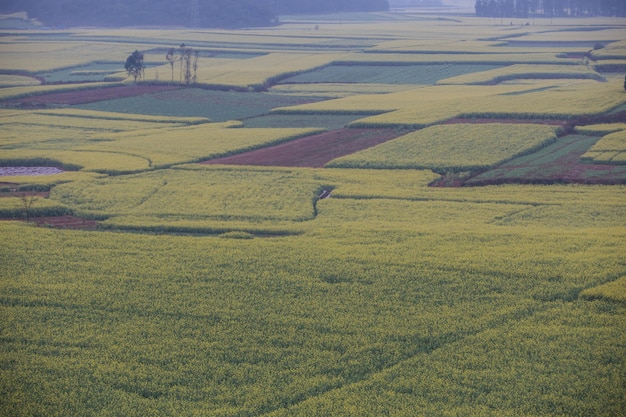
581,129,626,163
437,64,603,85
1,13,625,417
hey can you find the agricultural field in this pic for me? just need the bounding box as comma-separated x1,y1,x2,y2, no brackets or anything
1,10,625,417
326,124,559,171
581,128,626,164
277,63,506,85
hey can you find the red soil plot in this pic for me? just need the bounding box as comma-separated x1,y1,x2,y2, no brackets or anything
203,128,404,168
4,85,181,107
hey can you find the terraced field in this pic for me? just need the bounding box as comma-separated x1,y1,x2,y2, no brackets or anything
1,11,625,417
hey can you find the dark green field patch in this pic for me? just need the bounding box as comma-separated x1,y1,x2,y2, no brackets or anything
37,63,125,83
242,113,361,129
278,64,505,85
73,88,328,121
465,134,626,185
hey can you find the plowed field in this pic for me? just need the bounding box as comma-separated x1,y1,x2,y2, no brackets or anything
203,128,404,168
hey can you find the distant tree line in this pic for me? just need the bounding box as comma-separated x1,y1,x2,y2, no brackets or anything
276,0,389,14
0,0,389,28
475,0,625,18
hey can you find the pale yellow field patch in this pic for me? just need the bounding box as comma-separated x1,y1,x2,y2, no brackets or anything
0,74,40,87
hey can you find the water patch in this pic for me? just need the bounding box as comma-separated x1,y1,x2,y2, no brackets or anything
0,167,64,176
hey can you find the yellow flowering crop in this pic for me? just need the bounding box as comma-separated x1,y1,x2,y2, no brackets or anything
437,64,604,85
581,129,626,163
328,124,558,172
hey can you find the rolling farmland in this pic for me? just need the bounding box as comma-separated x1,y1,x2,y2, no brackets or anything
1,10,625,417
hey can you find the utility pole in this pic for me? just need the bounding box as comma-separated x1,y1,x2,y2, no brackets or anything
191,0,199,27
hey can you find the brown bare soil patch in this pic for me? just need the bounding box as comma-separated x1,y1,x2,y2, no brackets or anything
1,181,97,229
203,128,404,168
4,85,181,107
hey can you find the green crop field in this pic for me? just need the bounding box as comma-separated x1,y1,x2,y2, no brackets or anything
277,63,506,85
75,88,328,122
1,10,625,417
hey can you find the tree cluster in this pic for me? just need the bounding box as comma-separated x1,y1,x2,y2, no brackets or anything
475,0,625,18
0,0,389,29
166,44,199,85
276,0,389,14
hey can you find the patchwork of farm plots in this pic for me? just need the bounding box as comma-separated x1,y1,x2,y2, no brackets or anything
1,13,625,417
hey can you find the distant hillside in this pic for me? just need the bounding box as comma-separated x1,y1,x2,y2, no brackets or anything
0,0,389,29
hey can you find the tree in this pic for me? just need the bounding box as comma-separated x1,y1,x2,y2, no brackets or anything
124,50,144,82
21,195,36,223
166,47,176,83
178,44,198,85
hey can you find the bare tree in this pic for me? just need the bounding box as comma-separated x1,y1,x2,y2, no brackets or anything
166,47,176,83
178,44,198,85
179,43,186,84
192,50,199,84
21,195,36,223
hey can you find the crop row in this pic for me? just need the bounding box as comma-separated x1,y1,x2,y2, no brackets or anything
338,52,582,65
367,38,590,55
436,64,604,85
0,82,124,101
3,112,188,132
33,108,210,125
575,123,626,135
581,129,626,164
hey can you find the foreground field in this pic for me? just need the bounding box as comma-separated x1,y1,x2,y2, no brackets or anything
1,11,625,417
2,204,624,416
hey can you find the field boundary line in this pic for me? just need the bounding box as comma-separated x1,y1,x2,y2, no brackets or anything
258,301,554,417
